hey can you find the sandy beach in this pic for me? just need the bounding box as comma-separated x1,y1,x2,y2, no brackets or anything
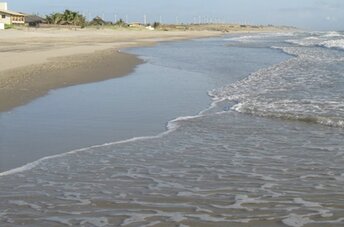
0,24,292,112
0,29,223,112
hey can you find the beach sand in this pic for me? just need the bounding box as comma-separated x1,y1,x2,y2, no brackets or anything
0,29,222,112
0,25,292,112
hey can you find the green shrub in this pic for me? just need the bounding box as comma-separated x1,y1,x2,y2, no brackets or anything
5,24,14,29
46,10,86,27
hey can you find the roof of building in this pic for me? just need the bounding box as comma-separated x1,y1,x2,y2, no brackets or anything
25,15,45,23
0,9,24,16
89,16,111,25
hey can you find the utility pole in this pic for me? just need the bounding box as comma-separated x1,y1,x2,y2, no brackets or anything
114,13,117,23
144,14,147,25
125,15,128,23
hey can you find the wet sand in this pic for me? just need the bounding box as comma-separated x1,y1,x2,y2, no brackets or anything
0,29,222,112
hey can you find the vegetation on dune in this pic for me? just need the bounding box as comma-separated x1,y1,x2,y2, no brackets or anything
46,10,86,27
114,19,128,27
153,22,160,29
41,9,291,32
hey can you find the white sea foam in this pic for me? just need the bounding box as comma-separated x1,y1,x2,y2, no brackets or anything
79,217,109,227
282,214,312,227
42,217,109,227
213,32,344,129
320,39,344,50
233,101,344,128
9,200,41,211
225,35,261,42
293,198,322,208
225,33,294,43
212,194,267,210
287,31,344,51
286,37,321,47
43,217,73,226
322,31,343,38
0,136,157,177
121,211,188,226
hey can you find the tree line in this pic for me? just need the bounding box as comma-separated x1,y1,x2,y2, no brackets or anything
45,10,162,28
46,10,87,26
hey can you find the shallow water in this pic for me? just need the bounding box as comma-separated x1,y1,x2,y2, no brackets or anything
0,38,287,172
1,33,344,226
1,111,343,226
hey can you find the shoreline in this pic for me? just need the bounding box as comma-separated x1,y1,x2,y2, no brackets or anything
0,50,143,112
0,30,292,174
0,27,291,112
0,29,223,112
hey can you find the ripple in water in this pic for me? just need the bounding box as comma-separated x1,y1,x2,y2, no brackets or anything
0,111,343,226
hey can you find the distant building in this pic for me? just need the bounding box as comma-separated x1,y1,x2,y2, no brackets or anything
89,16,108,26
129,22,144,28
25,15,46,27
0,2,25,25
145,25,155,31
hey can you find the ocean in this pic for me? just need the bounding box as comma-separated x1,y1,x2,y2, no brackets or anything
0,32,343,226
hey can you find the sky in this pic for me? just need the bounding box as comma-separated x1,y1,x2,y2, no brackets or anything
5,0,344,30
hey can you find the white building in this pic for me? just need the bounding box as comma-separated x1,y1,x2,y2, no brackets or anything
0,2,25,26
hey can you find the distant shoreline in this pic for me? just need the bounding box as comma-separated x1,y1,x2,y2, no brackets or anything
0,27,292,112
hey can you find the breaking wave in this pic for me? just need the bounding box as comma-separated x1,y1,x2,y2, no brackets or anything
287,31,344,51
213,32,344,128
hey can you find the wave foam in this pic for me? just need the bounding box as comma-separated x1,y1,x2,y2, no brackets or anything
225,32,294,43
287,32,344,51
213,33,344,129
322,31,343,38
320,39,344,50
233,101,344,128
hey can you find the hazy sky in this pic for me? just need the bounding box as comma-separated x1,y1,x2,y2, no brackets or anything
5,0,344,30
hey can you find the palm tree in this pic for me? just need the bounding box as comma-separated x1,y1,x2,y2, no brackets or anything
46,10,86,27
46,13,63,24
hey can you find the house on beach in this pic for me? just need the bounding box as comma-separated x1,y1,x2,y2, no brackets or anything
25,15,46,27
0,2,24,26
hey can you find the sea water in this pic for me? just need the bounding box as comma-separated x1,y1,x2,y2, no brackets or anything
0,33,344,226
0,38,286,172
